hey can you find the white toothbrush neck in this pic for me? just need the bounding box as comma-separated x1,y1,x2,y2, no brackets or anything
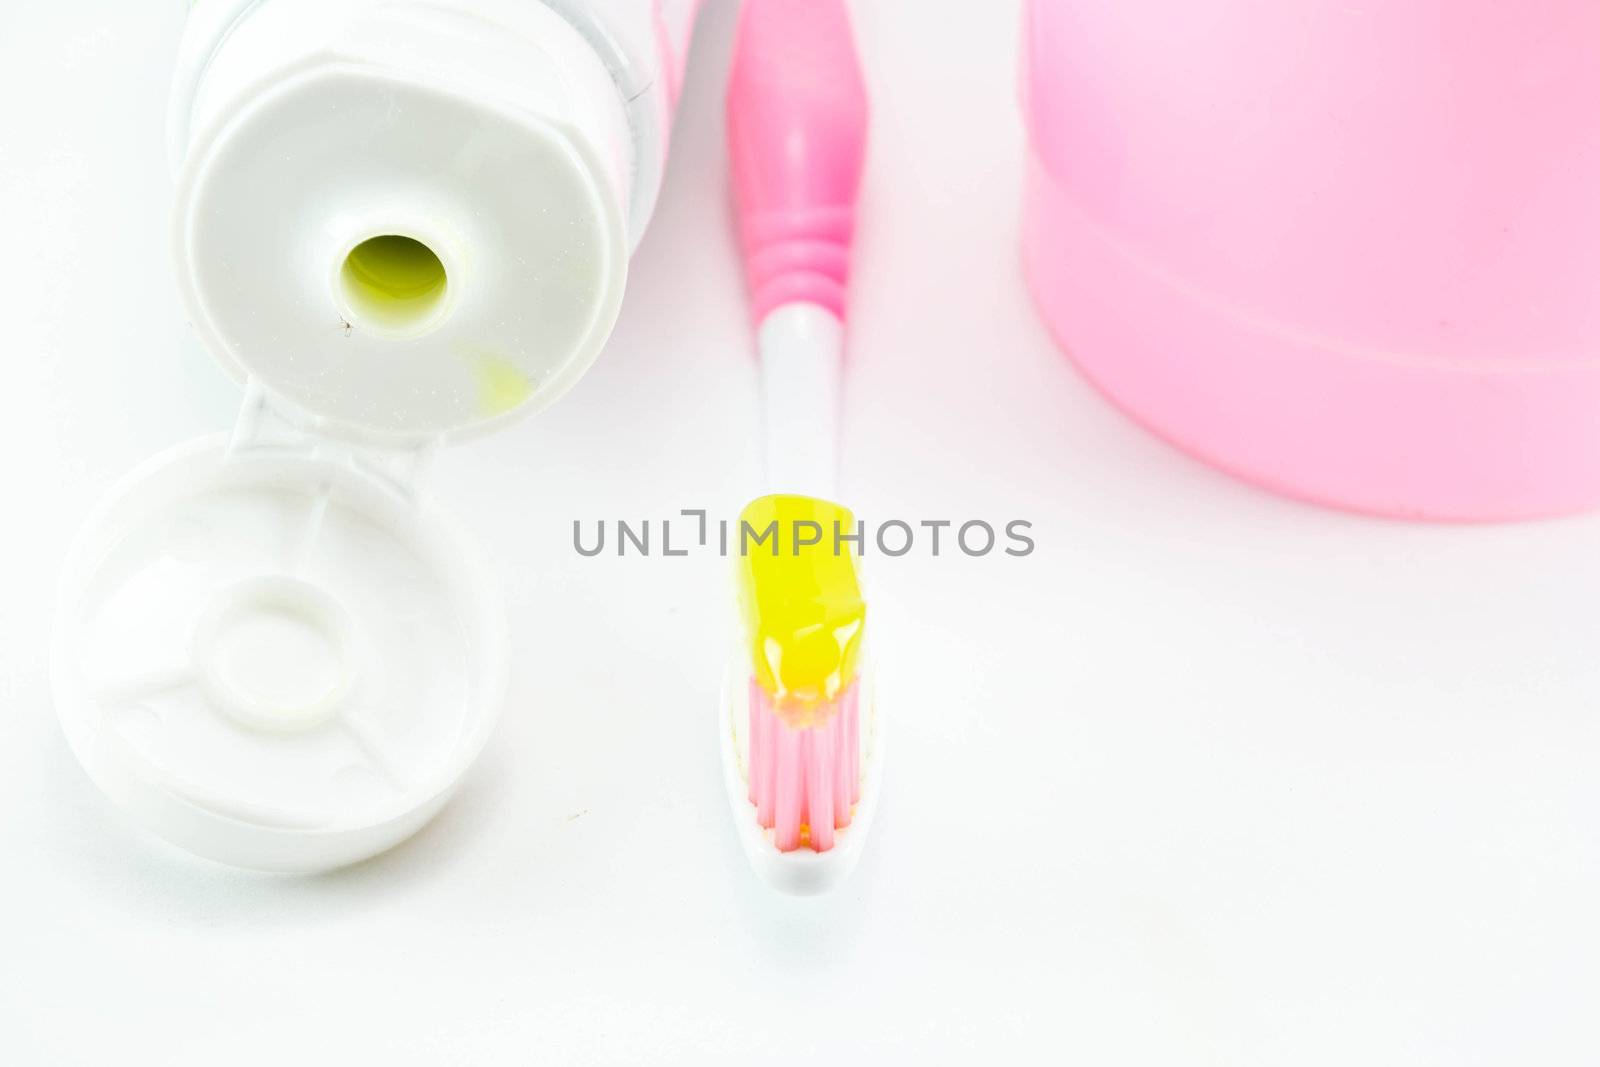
758,301,844,501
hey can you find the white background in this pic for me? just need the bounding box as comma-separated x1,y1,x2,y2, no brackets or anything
4,1,1599,1063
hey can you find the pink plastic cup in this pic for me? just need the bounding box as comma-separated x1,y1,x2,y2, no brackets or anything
1022,1,1600,521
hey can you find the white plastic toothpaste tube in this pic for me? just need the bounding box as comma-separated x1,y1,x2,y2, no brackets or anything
168,0,702,440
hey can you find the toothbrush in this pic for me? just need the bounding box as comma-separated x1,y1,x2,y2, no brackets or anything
720,0,876,895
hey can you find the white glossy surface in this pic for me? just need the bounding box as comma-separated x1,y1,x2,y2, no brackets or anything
3,1,1599,1063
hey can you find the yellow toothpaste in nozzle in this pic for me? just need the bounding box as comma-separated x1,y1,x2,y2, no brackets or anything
735,495,866,723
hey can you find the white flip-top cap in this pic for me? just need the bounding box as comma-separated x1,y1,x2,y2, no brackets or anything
52,426,509,872
51,0,638,870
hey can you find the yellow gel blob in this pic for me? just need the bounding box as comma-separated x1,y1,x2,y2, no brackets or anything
735,495,866,721
473,353,534,415
339,235,448,334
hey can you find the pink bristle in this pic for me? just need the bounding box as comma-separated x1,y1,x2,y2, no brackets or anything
845,683,861,806
747,678,763,806
807,713,836,851
774,715,804,850
833,687,853,828
754,680,776,828
798,728,815,847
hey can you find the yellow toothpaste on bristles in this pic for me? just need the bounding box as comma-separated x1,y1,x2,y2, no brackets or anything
735,494,866,727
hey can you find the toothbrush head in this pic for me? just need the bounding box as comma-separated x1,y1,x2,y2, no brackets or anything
731,495,869,860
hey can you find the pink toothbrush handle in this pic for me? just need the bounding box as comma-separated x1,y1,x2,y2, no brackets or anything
727,0,868,326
